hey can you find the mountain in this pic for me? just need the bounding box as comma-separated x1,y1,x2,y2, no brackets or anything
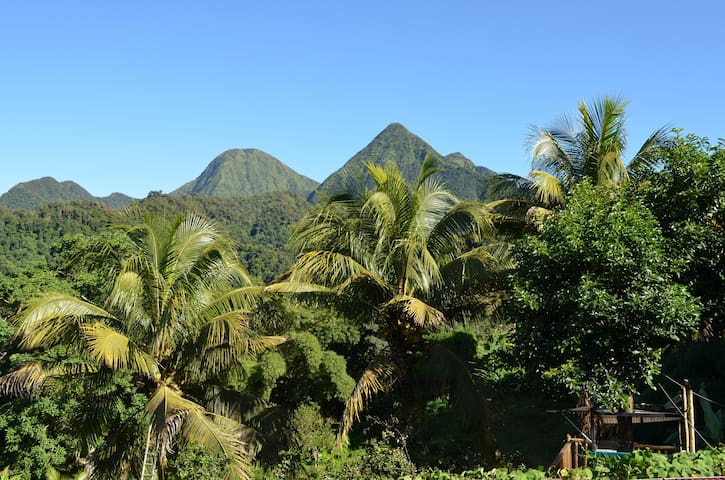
173,148,319,198
310,123,496,202
0,177,135,210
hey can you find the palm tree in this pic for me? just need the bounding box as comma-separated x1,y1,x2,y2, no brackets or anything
0,214,283,480
270,158,510,453
495,96,668,209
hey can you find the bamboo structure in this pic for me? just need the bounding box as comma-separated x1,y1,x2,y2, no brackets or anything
682,381,690,452
681,379,697,453
688,380,696,453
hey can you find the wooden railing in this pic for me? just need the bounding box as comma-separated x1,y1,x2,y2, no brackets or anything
551,435,589,469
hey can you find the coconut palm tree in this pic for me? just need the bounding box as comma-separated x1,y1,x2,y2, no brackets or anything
0,214,283,480
494,96,668,209
269,158,511,452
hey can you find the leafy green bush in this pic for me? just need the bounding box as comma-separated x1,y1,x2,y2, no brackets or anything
167,443,230,480
405,447,725,480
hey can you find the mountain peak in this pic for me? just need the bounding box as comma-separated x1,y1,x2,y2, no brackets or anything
378,122,409,133
310,124,495,201
172,148,319,198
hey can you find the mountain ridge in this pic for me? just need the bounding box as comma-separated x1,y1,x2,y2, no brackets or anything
310,123,496,202
0,177,135,210
1,124,498,209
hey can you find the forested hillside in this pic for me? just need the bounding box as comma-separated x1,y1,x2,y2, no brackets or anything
133,191,311,282
0,191,309,320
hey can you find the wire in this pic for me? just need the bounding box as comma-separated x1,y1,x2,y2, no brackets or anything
559,412,595,446
658,383,713,450
665,374,725,409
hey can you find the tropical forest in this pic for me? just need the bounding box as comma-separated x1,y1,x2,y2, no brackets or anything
1,98,725,480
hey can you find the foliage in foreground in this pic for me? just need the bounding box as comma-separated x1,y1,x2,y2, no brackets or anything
408,447,725,480
1,214,283,479
245,446,725,480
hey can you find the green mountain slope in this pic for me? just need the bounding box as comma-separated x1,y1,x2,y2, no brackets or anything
0,190,310,299
0,177,135,210
310,123,496,201
172,148,319,198
130,192,312,282
97,192,136,209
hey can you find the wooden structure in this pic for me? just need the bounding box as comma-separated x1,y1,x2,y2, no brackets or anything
552,435,589,469
551,383,697,469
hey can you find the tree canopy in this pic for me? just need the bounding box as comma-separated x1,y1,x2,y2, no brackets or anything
511,182,699,408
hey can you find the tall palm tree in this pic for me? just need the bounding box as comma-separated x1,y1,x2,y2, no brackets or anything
270,158,510,451
0,214,283,480
495,96,668,208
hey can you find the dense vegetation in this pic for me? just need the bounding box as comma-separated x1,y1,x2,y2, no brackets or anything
1,103,724,479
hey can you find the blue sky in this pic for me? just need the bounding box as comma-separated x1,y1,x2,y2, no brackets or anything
1,1,723,198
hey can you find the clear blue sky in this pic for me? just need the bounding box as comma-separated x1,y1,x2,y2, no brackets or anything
1,1,723,198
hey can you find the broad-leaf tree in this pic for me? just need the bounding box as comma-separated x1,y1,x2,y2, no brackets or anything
635,132,725,337
0,214,283,480
511,182,699,408
271,158,510,454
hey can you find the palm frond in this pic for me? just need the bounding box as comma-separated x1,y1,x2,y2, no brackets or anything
107,270,146,323
15,292,116,350
482,172,537,204
404,241,442,295
627,126,671,180
579,96,628,185
530,169,565,206
439,242,514,289
82,322,160,376
287,251,368,287
205,387,268,455
199,286,265,321
531,128,578,186
337,356,397,447
264,280,333,294
193,332,286,375
0,361,48,396
598,150,628,186
427,201,495,261
168,214,223,278
416,154,444,188
146,384,251,480
413,181,458,236
363,190,399,247
205,386,270,424
364,162,413,236
385,295,446,330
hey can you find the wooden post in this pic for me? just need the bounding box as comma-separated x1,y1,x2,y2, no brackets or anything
682,380,690,452
687,380,696,452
